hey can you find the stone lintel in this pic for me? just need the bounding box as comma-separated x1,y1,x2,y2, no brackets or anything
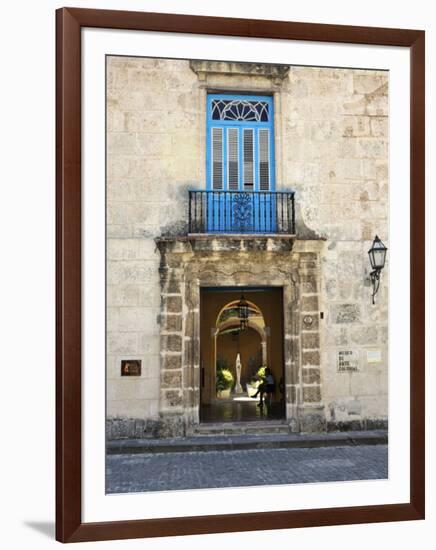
156,234,298,255
155,236,328,266
189,60,290,81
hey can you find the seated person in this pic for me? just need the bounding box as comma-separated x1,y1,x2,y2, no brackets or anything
252,367,275,407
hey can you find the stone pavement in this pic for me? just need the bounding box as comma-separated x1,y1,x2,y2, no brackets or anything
106,444,388,494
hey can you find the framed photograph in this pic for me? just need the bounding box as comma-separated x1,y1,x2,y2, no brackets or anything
56,7,425,543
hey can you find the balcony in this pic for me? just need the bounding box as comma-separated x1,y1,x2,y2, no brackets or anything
188,190,295,235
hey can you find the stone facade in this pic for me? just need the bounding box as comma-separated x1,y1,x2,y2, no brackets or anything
154,236,325,435
106,56,388,439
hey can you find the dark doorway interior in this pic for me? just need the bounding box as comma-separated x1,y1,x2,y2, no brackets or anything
200,287,285,423
200,399,284,423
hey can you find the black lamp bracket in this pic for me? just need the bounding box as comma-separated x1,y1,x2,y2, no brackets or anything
370,269,381,305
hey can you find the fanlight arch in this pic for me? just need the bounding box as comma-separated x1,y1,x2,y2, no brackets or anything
211,99,270,122
214,299,268,374
216,299,265,333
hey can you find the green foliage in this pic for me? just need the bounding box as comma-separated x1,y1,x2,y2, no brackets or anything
249,365,267,388
216,369,234,391
216,362,234,392
257,366,267,380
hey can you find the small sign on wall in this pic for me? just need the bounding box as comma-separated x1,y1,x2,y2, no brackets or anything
367,350,382,364
337,350,359,372
121,359,141,376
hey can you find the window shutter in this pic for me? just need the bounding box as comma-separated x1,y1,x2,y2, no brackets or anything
243,128,254,190
212,128,223,190
259,129,270,191
227,128,239,190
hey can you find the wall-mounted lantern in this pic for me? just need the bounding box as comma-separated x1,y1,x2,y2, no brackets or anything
237,293,249,331
368,235,388,305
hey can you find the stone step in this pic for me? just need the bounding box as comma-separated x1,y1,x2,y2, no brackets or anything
106,430,388,455
190,421,291,436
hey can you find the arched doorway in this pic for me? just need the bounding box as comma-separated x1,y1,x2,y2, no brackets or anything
215,299,267,395
200,288,285,423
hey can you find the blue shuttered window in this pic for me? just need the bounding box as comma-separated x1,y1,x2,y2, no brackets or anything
227,128,239,190
206,94,276,232
211,128,223,190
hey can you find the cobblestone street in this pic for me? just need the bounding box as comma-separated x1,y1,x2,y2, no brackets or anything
106,444,388,494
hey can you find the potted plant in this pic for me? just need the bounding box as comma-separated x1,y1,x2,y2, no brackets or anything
216,358,234,398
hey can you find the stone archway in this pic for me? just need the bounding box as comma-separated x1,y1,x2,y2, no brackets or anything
156,235,326,436
214,298,268,396
199,291,282,423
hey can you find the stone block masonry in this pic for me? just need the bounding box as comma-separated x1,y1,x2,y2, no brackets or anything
106,57,388,438
154,236,328,436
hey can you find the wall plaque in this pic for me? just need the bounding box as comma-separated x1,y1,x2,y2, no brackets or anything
337,350,360,372
121,359,141,376
367,350,382,363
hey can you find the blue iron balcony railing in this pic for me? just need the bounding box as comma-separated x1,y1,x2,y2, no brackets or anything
188,190,295,235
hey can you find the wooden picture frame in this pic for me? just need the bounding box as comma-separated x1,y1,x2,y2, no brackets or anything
56,7,425,542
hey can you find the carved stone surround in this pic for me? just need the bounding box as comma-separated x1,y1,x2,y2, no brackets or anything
155,235,325,437
189,60,290,90
191,60,289,82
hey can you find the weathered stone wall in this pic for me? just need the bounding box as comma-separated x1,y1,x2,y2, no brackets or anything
106,57,201,435
278,67,388,429
106,56,388,438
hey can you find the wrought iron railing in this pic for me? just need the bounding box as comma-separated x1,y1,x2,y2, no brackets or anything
188,190,295,234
